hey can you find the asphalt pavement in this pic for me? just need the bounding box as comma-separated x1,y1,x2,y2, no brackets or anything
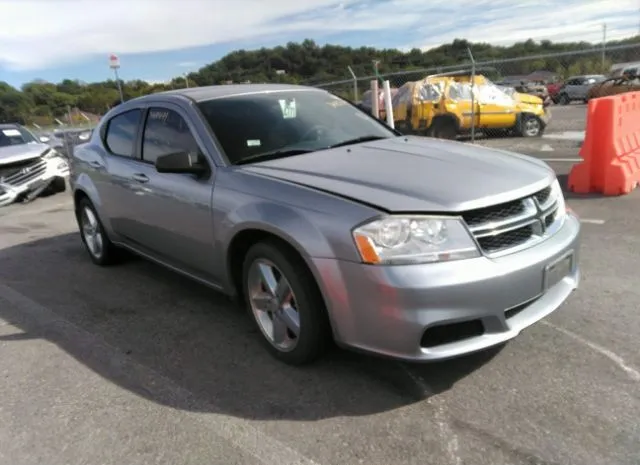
1,103,639,465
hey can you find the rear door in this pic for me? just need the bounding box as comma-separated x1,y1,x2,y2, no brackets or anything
98,108,147,240
446,82,478,130
413,82,442,132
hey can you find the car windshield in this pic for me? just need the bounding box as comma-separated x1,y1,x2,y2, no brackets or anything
197,90,396,165
0,126,38,148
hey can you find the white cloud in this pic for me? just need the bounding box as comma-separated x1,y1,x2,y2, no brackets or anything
0,0,637,71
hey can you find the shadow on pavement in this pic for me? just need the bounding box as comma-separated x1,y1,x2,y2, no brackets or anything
0,233,499,421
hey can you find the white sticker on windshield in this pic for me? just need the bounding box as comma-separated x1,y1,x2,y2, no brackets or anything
2,129,21,137
278,99,297,119
246,139,261,147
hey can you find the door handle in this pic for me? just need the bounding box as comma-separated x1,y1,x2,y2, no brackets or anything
88,161,102,169
131,173,149,183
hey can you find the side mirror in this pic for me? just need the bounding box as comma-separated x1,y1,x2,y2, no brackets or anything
155,151,207,175
39,136,50,143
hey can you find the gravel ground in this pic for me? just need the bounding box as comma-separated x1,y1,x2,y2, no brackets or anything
0,132,639,465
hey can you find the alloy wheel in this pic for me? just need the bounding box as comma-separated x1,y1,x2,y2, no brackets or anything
247,259,301,352
81,206,104,259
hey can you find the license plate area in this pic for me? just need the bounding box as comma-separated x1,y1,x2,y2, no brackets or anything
544,251,573,291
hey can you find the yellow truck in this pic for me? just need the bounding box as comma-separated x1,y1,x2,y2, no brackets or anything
391,73,550,139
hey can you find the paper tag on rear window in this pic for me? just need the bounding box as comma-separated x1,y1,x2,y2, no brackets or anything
2,129,21,137
246,139,261,147
278,99,297,119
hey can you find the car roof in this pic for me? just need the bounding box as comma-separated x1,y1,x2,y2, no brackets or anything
154,83,324,103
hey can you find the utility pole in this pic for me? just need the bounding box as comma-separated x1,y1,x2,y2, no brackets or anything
184,73,190,88
602,23,607,73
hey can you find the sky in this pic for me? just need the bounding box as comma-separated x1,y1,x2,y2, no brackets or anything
0,0,638,88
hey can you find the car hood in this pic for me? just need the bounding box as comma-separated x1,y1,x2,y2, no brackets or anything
240,136,554,212
0,143,50,165
514,92,544,105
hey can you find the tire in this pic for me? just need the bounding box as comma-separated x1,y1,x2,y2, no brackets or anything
517,114,544,138
242,240,331,365
428,118,458,140
558,93,570,105
49,177,66,194
76,197,123,266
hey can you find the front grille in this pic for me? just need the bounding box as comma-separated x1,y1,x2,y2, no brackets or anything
462,184,561,255
0,157,47,187
462,199,525,227
476,224,534,252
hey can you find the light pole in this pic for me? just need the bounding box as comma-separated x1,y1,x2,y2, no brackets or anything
184,73,190,88
109,54,124,104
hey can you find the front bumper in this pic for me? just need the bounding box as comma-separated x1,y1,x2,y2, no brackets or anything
313,212,580,362
0,155,70,207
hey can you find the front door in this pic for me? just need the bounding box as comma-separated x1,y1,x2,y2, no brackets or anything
130,104,217,281
475,83,518,129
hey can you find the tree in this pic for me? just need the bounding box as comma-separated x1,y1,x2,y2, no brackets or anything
0,35,638,125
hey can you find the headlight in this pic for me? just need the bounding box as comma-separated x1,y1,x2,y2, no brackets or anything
551,178,566,218
352,216,480,265
42,148,60,159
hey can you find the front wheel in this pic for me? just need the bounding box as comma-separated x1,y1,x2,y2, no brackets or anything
242,240,331,365
558,93,570,105
517,114,544,138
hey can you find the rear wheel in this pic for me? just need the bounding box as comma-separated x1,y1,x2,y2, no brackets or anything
76,197,123,266
242,240,331,365
428,118,458,140
558,93,570,105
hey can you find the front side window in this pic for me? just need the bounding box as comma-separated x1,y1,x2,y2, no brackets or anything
142,108,200,164
197,90,396,165
104,109,142,157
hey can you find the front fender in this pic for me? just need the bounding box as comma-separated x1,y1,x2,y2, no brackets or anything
215,199,337,293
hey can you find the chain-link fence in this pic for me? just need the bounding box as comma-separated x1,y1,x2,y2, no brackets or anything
313,43,640,141
27,107,99,159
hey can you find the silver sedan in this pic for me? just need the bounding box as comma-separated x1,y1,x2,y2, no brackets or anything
70,84,580,365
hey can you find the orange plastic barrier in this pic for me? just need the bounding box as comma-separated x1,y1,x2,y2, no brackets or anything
568,91,640,195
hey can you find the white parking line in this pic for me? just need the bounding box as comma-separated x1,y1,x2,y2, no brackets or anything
0,282,322,465
580,218,606,225
542,321,640,382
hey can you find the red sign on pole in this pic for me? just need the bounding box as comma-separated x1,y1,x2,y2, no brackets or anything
108,54,120,69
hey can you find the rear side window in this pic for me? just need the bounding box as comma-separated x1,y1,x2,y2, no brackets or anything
104,109,142,157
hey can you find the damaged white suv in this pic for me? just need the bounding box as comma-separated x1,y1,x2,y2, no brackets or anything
0,123,70,207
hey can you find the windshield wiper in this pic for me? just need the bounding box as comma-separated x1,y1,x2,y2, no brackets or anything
327,135,389,149
234,148,315,165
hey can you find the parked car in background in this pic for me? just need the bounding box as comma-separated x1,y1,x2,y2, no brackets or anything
39,128,94,158
553,75,607,104
586,75,640,101
610,61,640,78
495,79,550,103
392,73,549,139
70,83,580,366
0,123,69,206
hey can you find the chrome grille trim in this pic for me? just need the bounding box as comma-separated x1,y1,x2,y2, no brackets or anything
0,158,48,188
461,184,563,256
